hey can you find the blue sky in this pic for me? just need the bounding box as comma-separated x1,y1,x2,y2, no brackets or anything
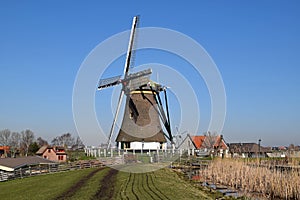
0,1,299,146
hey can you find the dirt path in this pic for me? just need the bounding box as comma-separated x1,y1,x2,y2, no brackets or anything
91,168,118,200
55,167,104,200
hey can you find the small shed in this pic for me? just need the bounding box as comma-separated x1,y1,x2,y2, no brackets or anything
0,156,57,181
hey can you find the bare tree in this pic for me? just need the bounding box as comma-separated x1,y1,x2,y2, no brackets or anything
202,131,218,150
37,137,48,147
21,129,35,156
0,129,11,146
51,133,75,148
51,137,59,146
10,132,21,157
73,136,85,149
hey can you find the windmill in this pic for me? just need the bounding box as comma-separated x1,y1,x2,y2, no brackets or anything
98,16,173,150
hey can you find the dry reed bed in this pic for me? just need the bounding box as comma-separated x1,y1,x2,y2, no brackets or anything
200,159,300,199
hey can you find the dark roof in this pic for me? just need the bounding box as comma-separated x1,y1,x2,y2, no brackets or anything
116,91,167,143
229,143,270,153
0,156,56,171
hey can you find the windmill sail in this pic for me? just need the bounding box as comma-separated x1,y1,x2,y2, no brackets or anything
98,75,121,90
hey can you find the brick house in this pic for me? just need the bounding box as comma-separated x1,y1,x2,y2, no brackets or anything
192,135,229,157
36,146,67,162
0,146,10,158
178,134,229,157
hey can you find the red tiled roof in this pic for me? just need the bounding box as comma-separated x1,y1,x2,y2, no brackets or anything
212,135,228,149
0,146,10,151
191,136,206,149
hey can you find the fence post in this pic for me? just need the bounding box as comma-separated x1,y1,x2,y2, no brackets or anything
19,168,22,179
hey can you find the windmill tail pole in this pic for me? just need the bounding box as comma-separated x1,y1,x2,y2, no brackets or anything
107,90,124,149
164,88,173,143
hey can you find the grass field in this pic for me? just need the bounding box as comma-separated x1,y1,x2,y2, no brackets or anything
0,167,230,200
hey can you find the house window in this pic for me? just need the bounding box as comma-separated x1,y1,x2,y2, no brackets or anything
44,156,47,159
48,149,51,153
58,155,64,160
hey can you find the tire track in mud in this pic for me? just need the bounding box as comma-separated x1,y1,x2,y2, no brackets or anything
130,173,139,200
55,167,104,200
141,173,157,199
144,173,165,200
92,168,118,200
119,173,130,200
149,172,171,200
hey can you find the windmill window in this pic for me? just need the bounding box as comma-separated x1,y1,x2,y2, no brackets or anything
129,111,134,119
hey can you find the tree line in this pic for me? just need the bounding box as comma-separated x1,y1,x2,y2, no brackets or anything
0,129,84,157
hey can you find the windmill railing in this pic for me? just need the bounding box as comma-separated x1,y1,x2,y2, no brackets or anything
84,147,194,164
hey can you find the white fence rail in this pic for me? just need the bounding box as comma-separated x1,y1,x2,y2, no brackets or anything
0,160,103,182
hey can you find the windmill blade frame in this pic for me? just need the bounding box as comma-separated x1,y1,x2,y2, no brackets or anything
106,16,139,148
123,16,138,78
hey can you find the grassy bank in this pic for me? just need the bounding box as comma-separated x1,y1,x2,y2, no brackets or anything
0,168,96,200
0,166,233,200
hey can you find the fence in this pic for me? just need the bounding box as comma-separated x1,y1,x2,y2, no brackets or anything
84,147,188,164
0,160,103,182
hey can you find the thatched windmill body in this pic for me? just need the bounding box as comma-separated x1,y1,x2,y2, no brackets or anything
98,16,172,150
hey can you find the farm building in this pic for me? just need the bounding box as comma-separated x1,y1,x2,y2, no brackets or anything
36,146,67,162
177,134,198,155
0,156,57,181
178,134,229,157
228,143,271,158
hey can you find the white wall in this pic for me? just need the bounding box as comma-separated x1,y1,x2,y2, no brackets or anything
130,142,165,150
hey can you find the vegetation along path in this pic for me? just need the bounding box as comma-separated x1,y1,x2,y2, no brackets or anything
55,167,105,200
92,168,118,200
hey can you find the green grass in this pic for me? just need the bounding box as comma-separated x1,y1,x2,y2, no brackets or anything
0,168,95,200
114,168,218,200
0,167,234,200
